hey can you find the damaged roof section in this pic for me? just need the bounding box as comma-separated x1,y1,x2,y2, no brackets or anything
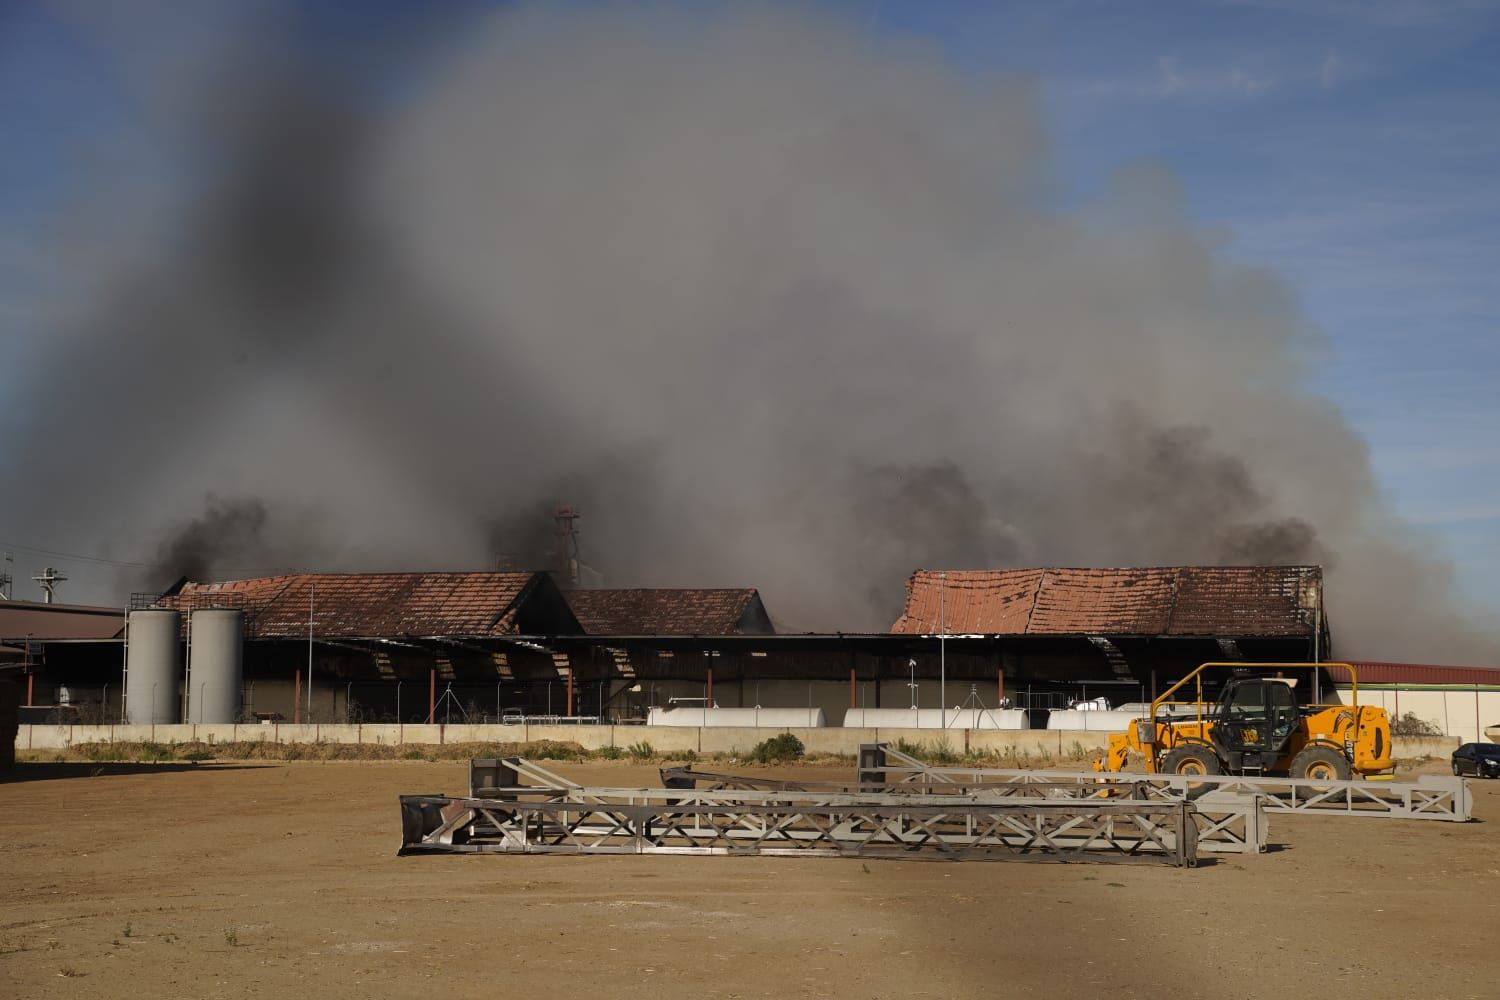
164,572,582,639
565,589,774,636
891,566,1323,638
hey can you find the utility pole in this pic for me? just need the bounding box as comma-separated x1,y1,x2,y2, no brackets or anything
32,566,66,604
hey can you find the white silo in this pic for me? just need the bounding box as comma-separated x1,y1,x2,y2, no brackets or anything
125,609,182,724
187,609,244,724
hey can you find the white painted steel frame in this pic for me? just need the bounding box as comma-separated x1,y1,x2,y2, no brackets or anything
866,744,1471,821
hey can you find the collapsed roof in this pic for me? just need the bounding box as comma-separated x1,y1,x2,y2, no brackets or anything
164,572,581,639
891,566,1325,638
564,588,773,636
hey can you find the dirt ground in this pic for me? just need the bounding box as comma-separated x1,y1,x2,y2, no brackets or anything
1,757,1495,1000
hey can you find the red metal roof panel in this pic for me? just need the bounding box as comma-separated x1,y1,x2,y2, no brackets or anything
1329,661,1500,686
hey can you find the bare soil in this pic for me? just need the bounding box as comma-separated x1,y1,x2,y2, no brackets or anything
1,758,1495,999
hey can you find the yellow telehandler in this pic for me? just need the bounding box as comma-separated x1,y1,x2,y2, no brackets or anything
1093,662,1393,780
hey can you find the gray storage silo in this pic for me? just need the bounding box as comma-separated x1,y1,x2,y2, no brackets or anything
187,609,244,724
125,609,182,724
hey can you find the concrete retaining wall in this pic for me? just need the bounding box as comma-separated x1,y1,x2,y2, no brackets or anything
12,722,1470,758
13,722,1115,757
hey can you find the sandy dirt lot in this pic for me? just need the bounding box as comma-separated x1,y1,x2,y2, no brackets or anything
1,758,1495,1000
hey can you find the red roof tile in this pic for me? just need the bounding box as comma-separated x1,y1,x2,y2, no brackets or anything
891,566,1322,637
565,589,771,636
168,572,557,638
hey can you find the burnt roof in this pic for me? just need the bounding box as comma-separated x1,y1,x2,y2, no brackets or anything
565,589,772,636
168,572,580,639
892,566,1322,638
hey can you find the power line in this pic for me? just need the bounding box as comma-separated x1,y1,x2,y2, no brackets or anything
0,541,146,568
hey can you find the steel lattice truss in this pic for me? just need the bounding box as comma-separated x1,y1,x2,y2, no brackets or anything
657,766,1266,855
862,744,1472,821
397,756,1266,865
400,791,1202,866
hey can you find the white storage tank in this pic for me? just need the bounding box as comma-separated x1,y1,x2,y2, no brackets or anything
125,609,181,724
1047,702,1203,731
646,706,826,728
841,708,1029,730
188,609,244,724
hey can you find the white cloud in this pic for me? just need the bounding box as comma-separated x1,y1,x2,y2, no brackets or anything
1082,54,1275,101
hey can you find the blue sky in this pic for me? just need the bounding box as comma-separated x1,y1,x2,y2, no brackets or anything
1,0,1497,615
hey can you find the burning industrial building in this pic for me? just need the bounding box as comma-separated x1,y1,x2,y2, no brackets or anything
0,3,1496,668
2,560,1492,746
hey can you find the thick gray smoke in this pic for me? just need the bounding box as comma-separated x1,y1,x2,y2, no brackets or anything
3,3,1495,660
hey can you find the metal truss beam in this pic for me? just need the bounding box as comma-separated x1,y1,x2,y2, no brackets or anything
863,744,1472,822
658,766,1265,855
399,789,1204,866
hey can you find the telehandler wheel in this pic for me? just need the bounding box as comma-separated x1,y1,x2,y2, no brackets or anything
1161,745,1221,799
1162,745,1222,776
1290,745,1352,782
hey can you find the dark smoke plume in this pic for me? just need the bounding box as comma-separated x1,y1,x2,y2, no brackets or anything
149,498,269,584
2,2,1494,661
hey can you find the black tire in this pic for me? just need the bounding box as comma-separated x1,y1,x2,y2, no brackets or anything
1290,745,1352,782
1452,761,1462,777
1162,745,1222,776
1161,745,1221,800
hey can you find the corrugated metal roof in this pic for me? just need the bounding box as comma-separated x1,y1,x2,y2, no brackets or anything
891,566,1321,637
1329,661,1500,686
168,572,554,639
566,589,770,636
0,601,125,641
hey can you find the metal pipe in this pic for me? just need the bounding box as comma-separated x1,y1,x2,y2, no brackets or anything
428,668,436,724
306,582,315,723
120,610,129,724
939,571,946,730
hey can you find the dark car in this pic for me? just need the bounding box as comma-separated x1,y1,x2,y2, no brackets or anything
1451,742,1500,778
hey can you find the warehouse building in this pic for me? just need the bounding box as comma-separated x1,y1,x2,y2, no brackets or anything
6,562,1495,736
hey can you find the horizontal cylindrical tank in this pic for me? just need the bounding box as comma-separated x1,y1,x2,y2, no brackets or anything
1047,703,1202,731
188,609,244,724
1045,710,1141,731
646,706,826,728
841,708,1029,730
125,609,181,725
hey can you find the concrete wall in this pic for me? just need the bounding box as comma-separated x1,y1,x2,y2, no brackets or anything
13,721,1111,756
14,721,1469,759
1335,685,1500,745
